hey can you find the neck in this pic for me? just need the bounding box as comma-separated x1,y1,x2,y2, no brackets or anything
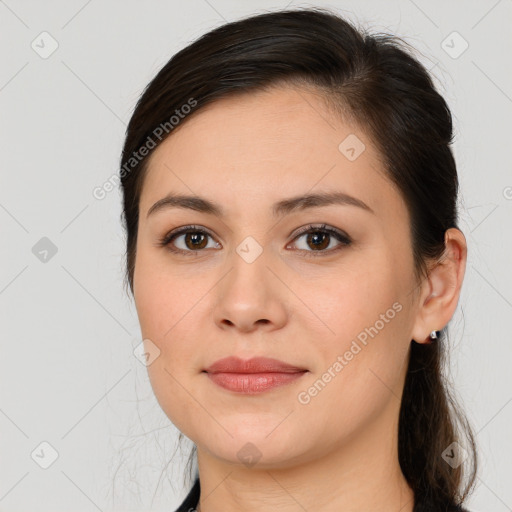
194,404,415,512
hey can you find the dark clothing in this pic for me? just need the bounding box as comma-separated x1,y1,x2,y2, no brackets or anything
173,476,471,511
174,477,200,512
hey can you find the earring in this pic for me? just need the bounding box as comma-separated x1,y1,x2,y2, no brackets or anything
430,330,439,340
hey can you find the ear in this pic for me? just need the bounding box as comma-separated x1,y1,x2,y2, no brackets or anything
410,228,467,344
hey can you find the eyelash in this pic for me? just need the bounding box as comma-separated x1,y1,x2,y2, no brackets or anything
158,223,352,258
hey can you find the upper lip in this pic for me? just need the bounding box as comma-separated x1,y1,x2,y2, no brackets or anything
204,356,307,374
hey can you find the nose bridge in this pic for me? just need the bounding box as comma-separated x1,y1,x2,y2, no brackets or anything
225,233,272,297
213,233,288,331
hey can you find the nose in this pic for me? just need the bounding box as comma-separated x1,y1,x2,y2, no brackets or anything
212,247,289,334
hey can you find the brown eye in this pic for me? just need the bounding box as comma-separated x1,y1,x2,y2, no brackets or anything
305,231,330,251
183,232,208,250
160,223,351,258
160,225,221,256
288,224,352,257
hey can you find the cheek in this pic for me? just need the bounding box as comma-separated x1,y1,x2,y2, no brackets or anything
134,268,201,376
300,263,403,350
132,248,212,418
133,246,189,337
134,267,204,435
295,266,409,419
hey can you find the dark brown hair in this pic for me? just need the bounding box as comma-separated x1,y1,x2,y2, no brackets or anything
119,7,477,509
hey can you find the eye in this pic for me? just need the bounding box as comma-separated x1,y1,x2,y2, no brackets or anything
158,223,352,257
287,223,352,257
159,225,220,256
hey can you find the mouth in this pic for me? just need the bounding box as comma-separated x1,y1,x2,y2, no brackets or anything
204,356,307,374
203,356,308,394
203,370,308,394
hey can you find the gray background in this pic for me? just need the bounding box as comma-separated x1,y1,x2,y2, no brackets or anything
1,0,511,511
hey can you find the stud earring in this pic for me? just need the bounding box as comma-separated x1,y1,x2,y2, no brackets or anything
430,330,439,340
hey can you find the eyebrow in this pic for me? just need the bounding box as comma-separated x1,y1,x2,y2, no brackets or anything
146,190,374,219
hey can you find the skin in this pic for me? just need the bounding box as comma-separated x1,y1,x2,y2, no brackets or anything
132,85,467,512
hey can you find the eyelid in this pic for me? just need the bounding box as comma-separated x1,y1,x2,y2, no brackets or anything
159,224,219,249
288,223,351,243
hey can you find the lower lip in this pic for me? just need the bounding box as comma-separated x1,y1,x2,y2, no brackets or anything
205,371,307,394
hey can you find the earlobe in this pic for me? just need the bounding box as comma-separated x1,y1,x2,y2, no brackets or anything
410,228,467,344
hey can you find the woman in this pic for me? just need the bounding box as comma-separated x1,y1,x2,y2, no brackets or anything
119,7,478,512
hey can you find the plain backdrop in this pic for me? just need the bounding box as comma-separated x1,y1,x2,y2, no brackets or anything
1,1,511,511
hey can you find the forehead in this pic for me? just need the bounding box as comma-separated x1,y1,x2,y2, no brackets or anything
139,86,406,223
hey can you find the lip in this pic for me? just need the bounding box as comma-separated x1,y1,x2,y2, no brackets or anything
204,356,307,374
203,357,308,395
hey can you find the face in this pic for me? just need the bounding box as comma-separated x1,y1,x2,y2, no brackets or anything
133,85,421,469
